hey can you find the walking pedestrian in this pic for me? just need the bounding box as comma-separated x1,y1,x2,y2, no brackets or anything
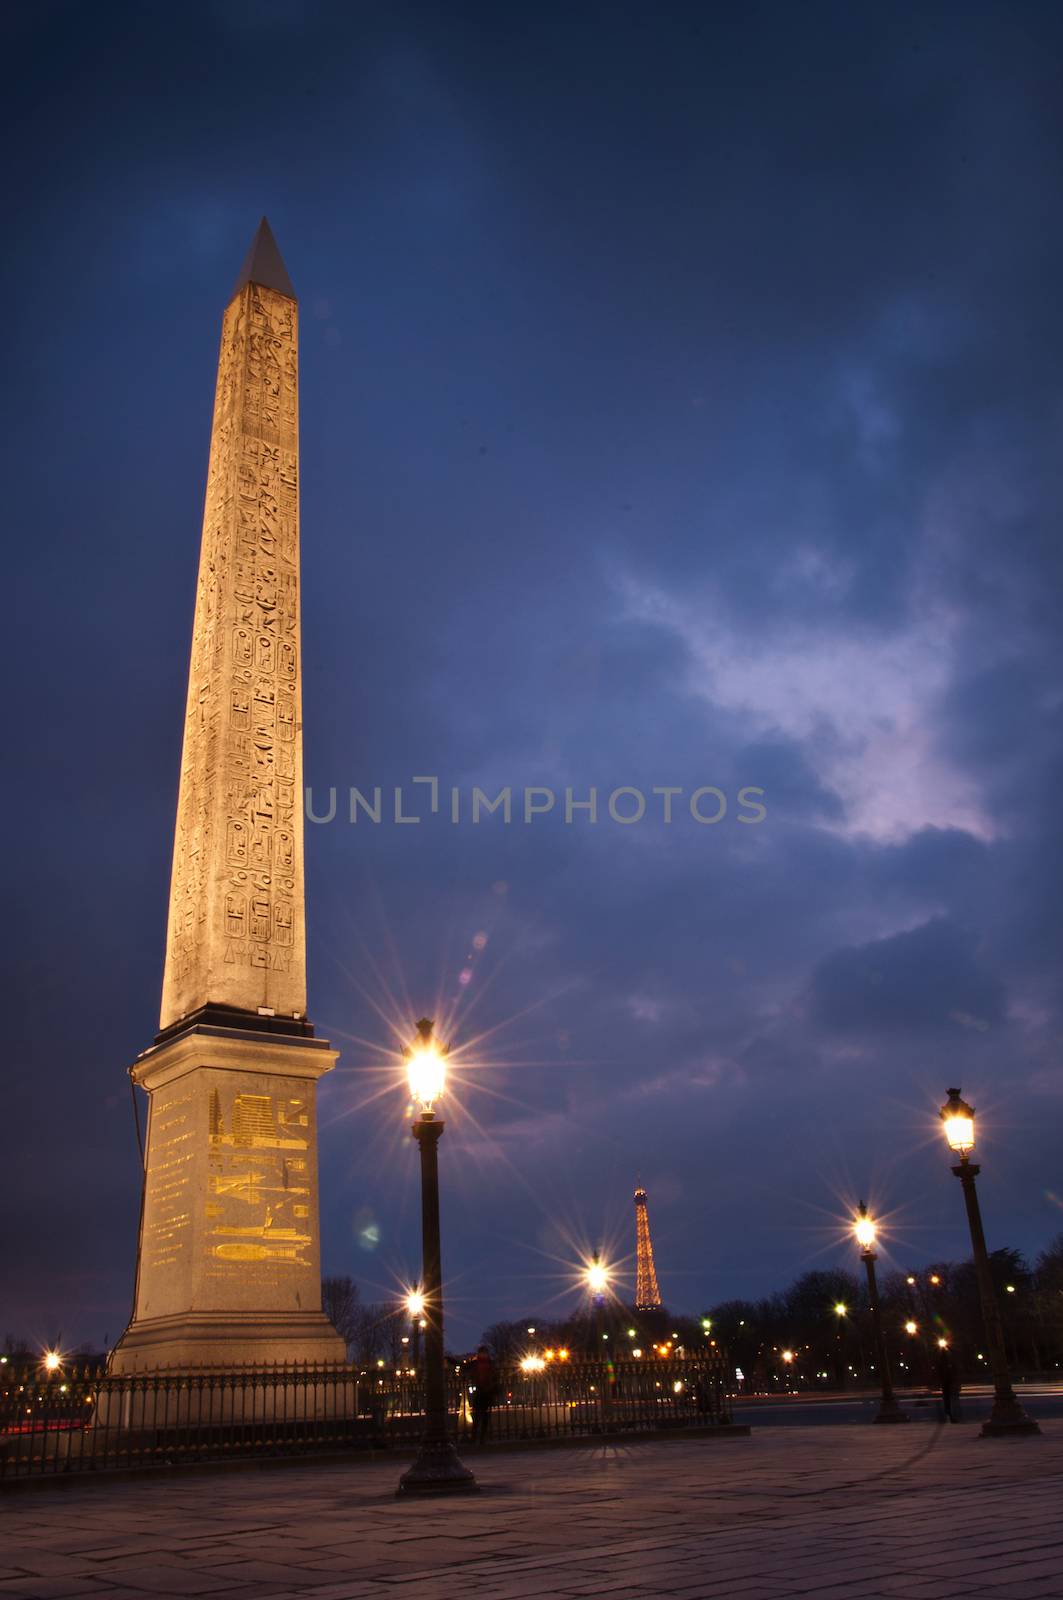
936,1341,959,1422
468,1345,497,1444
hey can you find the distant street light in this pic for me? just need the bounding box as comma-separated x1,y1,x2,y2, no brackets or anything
586,1255,609,1296
852,1204,906,1423
831,1302,849,1391
396,1019,478,1494
586,1250,612,1424
585,1250,609,1351
405,1288,426,1371
939,1089,1039,1437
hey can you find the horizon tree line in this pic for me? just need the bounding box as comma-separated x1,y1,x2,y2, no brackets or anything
7,1236,1061,1379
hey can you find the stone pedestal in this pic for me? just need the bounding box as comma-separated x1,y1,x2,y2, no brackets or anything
110,1018,346,1373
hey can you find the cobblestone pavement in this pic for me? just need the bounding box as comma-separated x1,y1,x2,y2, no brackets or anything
2,1423,1061,1600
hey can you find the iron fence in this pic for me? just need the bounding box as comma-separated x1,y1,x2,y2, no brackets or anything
0,1353,735,1481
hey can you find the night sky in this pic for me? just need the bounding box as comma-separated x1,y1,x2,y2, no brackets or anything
6,0,1063,1353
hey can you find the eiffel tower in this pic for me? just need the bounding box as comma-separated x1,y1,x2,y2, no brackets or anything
634,1186,663,1311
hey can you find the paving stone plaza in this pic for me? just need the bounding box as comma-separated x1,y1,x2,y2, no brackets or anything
2,1424,1061,1600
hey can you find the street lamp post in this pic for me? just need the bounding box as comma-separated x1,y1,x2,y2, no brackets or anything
832,1302,848,1390
904,1318,932,1389
586,1251,608,1350
853,1205,907,1423
397,1019,478,1495
406,1289,426,1375
939,1089,1040,1437
585,1251,612,1426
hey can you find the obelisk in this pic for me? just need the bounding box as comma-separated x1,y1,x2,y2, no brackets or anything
111,220,345,1371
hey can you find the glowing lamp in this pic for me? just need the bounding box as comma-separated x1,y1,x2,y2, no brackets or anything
940,1087,975,1157
586,1260,609,1294
853,1204,876,1251
406,1019,446,1111
781,1349,795,1364
42,1351,61,1373
834,1303,847,1318
905,1320,918,1335
406,1289,425,1318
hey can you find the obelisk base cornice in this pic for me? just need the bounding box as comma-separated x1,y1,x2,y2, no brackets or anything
156,1003,317,1047
132,1021,338,1094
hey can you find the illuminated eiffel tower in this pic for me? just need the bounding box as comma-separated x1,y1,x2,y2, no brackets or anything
634,1186,663,1311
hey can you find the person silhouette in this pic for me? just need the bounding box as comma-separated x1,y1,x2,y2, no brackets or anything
936,1342,959,1422
468,1345,498,1444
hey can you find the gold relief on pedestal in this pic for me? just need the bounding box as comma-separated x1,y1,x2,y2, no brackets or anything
205,1085,314,1274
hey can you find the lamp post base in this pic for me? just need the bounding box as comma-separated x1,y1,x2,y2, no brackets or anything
982,1397,1041,1438
397,1438,479,1495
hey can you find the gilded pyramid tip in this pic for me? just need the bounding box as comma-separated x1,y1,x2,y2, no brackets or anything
232,216,296,301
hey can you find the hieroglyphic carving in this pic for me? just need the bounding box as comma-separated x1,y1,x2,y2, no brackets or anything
204,1084,314,1277
142,1089,195,1273
161,280,305,1028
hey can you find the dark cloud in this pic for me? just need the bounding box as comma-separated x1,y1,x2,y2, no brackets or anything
810,917,1007,1035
